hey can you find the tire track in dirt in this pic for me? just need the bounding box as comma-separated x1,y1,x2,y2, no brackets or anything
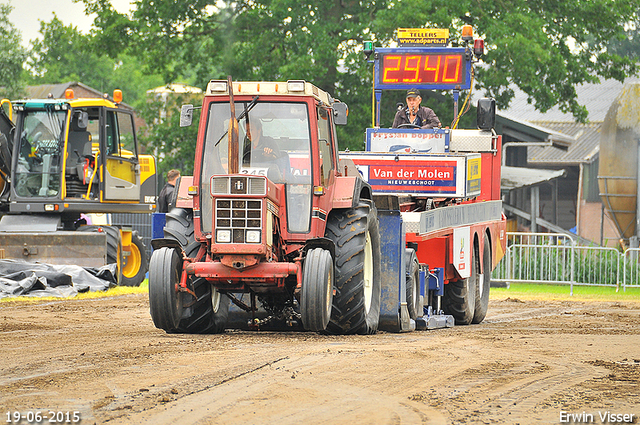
105,351,448,425
410,359,609,424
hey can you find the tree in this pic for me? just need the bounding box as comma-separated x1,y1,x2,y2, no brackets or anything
83,0,640,154
26,16,115,90
137,92,202,177
0,3,27,99
25,15,164,109
374,1,640,122
82,0,392,149
599,18,640,61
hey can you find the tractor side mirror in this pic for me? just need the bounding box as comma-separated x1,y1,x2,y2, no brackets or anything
333,102,348,126
180,104,194,127
476,98,496,131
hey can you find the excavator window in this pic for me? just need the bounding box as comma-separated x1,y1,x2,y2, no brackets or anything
14,108,65,198
105,111,137,159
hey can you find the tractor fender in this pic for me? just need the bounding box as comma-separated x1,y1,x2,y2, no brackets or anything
332,174,372,210
303,237,336,262
150,238,184,254
175,176,195,209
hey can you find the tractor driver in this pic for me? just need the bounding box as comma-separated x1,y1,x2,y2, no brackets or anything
242,119,282,165
392,88,441,129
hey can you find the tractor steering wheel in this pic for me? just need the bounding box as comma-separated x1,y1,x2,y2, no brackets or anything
397,124,421,129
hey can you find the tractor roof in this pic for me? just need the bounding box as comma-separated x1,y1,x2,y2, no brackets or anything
205,80,336,105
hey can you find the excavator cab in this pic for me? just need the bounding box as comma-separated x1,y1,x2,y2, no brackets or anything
0,96,154,212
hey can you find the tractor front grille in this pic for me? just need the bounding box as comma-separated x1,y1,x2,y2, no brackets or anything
211,176,266,195
215,198,262,243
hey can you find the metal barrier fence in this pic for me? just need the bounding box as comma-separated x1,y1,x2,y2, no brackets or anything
492,232,639,294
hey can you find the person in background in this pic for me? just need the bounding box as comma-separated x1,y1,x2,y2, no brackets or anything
392,88,441,129
158,169,180,213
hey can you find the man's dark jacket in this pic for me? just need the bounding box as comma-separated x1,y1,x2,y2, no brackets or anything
392,106,441,129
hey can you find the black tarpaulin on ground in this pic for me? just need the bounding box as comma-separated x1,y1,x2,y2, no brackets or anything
0,260,118,298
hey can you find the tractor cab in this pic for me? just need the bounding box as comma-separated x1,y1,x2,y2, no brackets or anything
183,80,349,245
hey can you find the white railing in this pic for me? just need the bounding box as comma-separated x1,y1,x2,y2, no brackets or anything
493,232,638,294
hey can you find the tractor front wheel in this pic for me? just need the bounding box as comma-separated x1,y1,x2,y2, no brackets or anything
301,248,334,332
148,247,183,332
162,208,229,334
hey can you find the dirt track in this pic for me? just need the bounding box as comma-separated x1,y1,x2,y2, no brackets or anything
1,293,639,425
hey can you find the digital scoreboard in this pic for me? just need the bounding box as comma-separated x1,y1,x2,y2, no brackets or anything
374,47,471,91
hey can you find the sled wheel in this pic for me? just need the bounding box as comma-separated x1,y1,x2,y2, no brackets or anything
325,200,381,335
148,247,183,332
473,234,492,324
405,248,421,320
120,230,148,287
442,241,477,325
301,248,334,332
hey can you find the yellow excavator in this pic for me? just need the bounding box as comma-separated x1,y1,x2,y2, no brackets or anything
0,89,156,286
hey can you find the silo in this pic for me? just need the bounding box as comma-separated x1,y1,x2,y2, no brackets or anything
598,83,640,242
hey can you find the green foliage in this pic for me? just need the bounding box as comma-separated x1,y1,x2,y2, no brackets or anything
26,16,113,88
17,0,640,165
137,93,203,178
24,15,164,108
374,0,640,123
0,4,27,99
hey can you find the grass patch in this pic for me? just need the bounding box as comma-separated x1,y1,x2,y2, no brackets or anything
490,282,640,302
0,280,148,304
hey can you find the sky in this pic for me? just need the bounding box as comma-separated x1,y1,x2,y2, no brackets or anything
6,0,133,46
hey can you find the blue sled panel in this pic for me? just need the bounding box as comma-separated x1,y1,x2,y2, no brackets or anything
378,209,411,332
151,213,166,240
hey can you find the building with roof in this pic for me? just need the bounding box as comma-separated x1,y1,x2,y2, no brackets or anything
497,77,640,246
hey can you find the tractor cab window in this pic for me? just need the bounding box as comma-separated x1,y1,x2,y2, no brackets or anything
14,108,65,198
317,107,334,186
201,101,313,233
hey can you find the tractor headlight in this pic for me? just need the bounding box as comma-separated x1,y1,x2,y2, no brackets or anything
216,229,231,243
245,230,261,243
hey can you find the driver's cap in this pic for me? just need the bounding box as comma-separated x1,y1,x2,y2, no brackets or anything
406,88,421,98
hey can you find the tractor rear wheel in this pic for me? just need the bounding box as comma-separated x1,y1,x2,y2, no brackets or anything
148,247,182,331
442,243,477,325
325,200,381,335
405,249,421,320
301,248,334,332
120,230,148,287
163,208,229,334
473,234,492,324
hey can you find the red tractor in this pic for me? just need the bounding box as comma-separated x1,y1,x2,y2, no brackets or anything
149,79,381,334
